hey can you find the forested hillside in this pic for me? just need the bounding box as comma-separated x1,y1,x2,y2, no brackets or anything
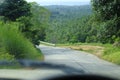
45,5,92,43
45,5,92,21
45,1,120,45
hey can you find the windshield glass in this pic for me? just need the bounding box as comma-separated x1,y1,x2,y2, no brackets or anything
0,0,120,80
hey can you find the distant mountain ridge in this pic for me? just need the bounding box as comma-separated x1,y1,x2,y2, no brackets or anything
45,5,93,43
40,2,90,6
45,5,92,21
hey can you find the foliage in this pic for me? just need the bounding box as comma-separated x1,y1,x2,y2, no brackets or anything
0,1,47,61
30,2,50,44
16,3,50,45
91,0,119,21
0,53,15,61
0,0,31,21
45,2,120,45
91,0,120,44
102,44,120,64
45,5,92,21
45,5,92,43
0,22,43,60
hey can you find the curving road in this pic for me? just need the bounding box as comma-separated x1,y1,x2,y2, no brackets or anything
39,45,120,79
0,45,120,80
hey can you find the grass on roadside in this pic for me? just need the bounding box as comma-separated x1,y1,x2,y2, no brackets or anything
102,45,120,64
57,43,104,57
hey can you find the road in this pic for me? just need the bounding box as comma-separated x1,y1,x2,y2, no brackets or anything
39,45,120,79
0,45,120,80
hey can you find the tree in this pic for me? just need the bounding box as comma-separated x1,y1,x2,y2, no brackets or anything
91,0,119,21
0,0,31,21
45,5,92,43
30,2,50,44
91,0,120,43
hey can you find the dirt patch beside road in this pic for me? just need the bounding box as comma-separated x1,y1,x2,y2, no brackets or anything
59,45,104,57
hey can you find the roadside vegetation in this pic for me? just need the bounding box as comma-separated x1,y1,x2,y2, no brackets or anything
0,22,43,60
0,0,47,62
103,45,120,64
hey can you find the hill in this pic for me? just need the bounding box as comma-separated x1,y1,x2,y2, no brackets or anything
45,5,92,43
45,5,92,21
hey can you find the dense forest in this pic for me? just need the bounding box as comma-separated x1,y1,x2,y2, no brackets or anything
45,5,92,21
45,1,120,45
45,5,92,43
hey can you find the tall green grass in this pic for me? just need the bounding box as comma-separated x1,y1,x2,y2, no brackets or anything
102,44,120,64
0,22,43,60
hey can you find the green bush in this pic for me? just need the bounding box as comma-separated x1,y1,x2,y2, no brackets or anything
103,52,120,64
86,36,97,43
0,22,43,60
0,53,15,61
102,44,120,64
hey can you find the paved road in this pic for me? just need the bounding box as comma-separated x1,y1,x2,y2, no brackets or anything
0,45,120,79
39,45,120,79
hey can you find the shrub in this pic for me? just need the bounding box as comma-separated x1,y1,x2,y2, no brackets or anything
102,44,120,64
0,53,15,61
0,22,43,60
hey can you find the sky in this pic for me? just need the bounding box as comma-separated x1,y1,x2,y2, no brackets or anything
26,0,90,6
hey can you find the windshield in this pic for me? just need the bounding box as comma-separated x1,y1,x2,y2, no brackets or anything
0,0,120,80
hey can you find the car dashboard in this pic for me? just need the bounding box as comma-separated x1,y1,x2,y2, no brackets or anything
0,60,118,80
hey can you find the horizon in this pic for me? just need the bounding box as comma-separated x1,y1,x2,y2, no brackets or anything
26,0,91,6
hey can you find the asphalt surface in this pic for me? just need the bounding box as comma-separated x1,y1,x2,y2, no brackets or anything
0,45,120,80
39,45,120,79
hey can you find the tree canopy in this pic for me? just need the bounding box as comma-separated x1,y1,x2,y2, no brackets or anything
91,0,120,43
91,0,119,21
0,0,31,21
16,2,50,45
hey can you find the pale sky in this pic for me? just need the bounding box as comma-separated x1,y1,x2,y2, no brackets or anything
26,0,90,5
